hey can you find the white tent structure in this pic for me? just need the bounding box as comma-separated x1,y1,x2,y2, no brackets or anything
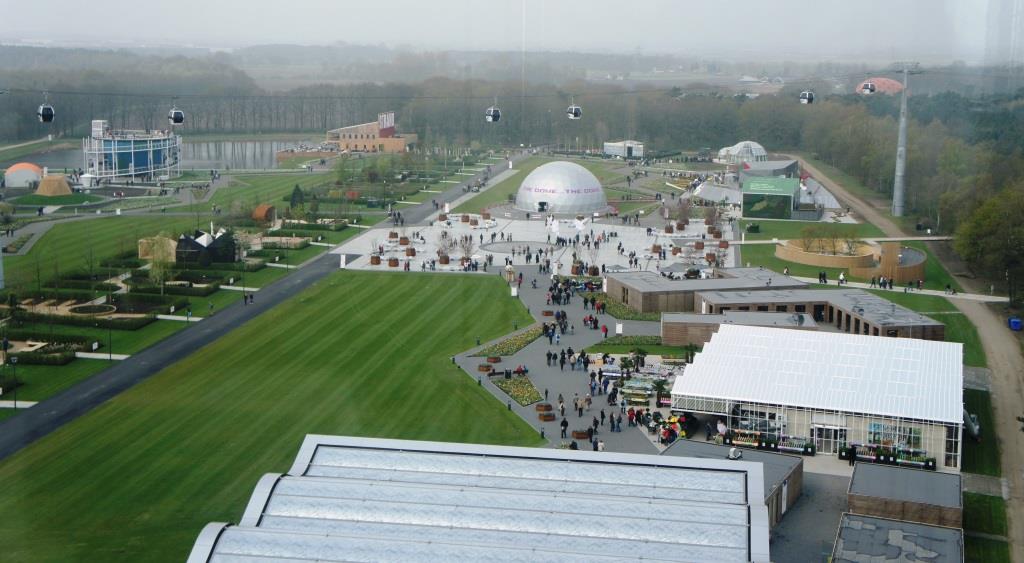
672,324,964,471
515,161,608,214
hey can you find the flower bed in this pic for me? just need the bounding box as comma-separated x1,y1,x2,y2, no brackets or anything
492,375,542,406
472,325,543,357
579,292,660,321
600,335,662,346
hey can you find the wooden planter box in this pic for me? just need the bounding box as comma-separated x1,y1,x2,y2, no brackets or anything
399,236,410,245
461,214,470,223
388,257,400,267
439,255,450,264
369,255,382,265
535,403,553,412
571,265,581,275
588,266,600,276
477,364,493,373
712,231,722,239
705,252,717,263
705,218,713,226
388,231,399,239
571,430,590,440
538,413,556,422
718,240,729,249
482,212,491,220
671,247,681,256
438,213,448,221
486,356,502,364
470,219,479,226
651,244,662,253
694,241,704,250
706,225,715,233
405,247,416,257
676,221,687,230
665,225,674,234
542,310,554,316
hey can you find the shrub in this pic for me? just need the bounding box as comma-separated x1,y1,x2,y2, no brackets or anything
21,289,98,302
0,374,23,393
11,350,77,365
600,335,662,346
11,310,157,330
132,282,220,297
172,270,226,284
43,280,120,292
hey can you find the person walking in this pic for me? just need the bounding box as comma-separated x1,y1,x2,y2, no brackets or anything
616,413,623,432
560,418,569,439
600,409,606,427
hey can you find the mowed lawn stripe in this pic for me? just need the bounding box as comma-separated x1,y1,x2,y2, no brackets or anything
0,271,538,562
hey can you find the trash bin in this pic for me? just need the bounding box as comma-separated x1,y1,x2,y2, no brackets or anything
1010,317,1022,331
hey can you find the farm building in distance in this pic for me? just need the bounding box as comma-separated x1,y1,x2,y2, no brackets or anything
603,140,644,159
325,111,417,154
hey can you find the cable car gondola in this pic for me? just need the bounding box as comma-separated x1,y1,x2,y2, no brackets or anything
485,100,501,123
37,103,55,123
37,92,54,123
168,106,185,125
566,97,582,120
860,82,876,95
799,91,815,104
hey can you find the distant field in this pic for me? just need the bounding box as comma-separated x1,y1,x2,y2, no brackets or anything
3,215,207,289
0,271,540,562
208,173,330,208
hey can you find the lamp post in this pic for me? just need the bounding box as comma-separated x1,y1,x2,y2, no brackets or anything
9,356,17,410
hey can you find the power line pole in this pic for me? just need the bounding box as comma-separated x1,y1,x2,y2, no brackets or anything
891,61,920,218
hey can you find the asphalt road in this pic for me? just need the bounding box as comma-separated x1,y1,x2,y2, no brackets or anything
0,151,519,462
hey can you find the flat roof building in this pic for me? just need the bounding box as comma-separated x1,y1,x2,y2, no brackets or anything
607,267,808,313
326,111,416,154
848,464,962,527
696,288,946,341
662,310,817,346
662,438,803,529
671,325,964,472
188,435,772,562
603,139,644,159
831,513,963,563
742,177,801,220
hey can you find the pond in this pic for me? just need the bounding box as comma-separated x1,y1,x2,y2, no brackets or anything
1,139,319,172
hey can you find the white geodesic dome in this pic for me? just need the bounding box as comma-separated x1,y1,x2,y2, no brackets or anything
515,161,608,214
719,141,768,164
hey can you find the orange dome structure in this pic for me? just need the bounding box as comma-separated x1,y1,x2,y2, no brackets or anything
855,77,904,95
3,162,44,188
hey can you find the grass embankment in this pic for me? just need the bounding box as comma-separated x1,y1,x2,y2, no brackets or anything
208,173,329,208
4,215,208,289
11,194,103,206
962,389,1001,476
0,271,540,562
738,219,885,241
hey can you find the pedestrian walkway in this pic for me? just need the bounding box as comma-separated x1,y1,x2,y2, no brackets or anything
455,265,663,455
963,472,1008,498
155,314,203,323
75,352,130,360
0,400,37,409
791,276,1009,303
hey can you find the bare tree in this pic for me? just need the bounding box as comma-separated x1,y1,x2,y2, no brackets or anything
458,235,476,260
149,232,175,296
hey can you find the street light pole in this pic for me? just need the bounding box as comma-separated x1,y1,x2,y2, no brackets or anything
10,356,17,410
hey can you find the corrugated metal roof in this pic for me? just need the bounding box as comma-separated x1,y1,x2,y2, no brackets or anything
188,436,773,563
671,324,963,423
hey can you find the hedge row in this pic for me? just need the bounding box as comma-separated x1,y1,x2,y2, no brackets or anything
10,349,77,365
280,222,347,232
132,282,220,297
43,280,120,292
6,330,90,346
11,310,157,331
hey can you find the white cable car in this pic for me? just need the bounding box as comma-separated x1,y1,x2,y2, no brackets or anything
566,97,582,120
37,103,55,123
799,91,815,104
485,102,501,123
37,92,54,123
860,82,877,95
168,106,185,125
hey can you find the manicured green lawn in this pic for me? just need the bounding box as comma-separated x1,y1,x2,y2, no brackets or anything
223,265,290,288
862,289,985,366
12,194,103,206
963,389,1001,476
208,173,330,208
963,493,1008,536
965,536,1010,563
0,271,540,562
4,215,208,290
902,241,964,293
864,290,958,312
3,359,109,403
452,156,550,213
0,409,19,422
739,219,885,240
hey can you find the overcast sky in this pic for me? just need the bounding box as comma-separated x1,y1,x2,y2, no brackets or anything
4,0,991,62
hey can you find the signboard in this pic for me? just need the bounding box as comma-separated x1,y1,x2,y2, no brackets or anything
615,323,623,335
511,287,518,297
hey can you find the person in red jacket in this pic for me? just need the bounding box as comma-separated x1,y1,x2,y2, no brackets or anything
601,324,608,338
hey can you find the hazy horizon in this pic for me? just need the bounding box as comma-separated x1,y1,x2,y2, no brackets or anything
2,0,993,63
